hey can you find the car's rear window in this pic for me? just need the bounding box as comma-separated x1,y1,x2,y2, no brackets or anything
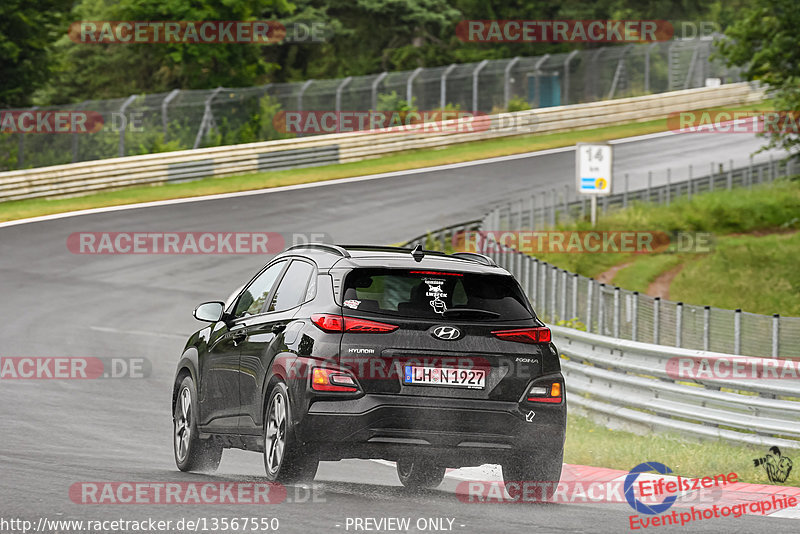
341,268,531,320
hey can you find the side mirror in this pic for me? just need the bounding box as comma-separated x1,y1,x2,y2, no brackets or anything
193,301,224,323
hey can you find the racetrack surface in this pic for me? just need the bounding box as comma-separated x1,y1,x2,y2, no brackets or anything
0,132,795,533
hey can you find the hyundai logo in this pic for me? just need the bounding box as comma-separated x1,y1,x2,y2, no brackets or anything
432,326,461,340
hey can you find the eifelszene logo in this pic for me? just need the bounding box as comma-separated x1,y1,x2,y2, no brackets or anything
753,446,793,483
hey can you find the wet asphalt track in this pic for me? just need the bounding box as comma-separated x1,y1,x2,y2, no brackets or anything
0,131,795,533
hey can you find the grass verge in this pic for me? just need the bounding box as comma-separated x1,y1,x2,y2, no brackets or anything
565,414,793,485
0,101,772,223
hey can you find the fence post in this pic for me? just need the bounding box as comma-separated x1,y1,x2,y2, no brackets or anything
653,297,661,344
748,155,754,187
335,76,352,114
631,291,639,341
772,314,780,358
560,270,567,321
769,154,774,182
675,302,683,348
531,258,538,307
598,284,606,335
586,279,594,333
647,170,652,202
118,94,138,157
472,59,489,114
709,161,714,192
666,168,671,206
563,50,579,105
440,64,456,110
541,263,549,320
727,159,733,190
407,67,423,106
571,274,579,321
703,306,710,351
623,173,629,207
297,79,313,112
734,308,742,355
529,194,536,230
503,57,521,110
161,89,180,138
371,72,388,110
551,266,558,321
687,164,692,200
613,287,620,338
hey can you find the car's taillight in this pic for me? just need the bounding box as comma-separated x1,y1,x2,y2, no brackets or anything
527,381,562,403
491,327,551,344
311,368,359,392
311,313,398,333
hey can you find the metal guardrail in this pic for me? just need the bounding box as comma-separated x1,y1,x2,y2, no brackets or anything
0,82,763,202
553,325,800,451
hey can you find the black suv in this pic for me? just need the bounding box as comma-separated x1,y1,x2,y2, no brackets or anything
172,244,566,489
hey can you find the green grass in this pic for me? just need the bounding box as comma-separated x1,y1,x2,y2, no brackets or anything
532,179,800,315
670,232,800,315
565,414,792,485
0,101,774,223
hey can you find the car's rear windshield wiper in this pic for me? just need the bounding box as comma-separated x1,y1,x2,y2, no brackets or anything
441,308,501,318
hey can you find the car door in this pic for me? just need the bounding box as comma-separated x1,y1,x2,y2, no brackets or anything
237,258,317,435
199,260,287,431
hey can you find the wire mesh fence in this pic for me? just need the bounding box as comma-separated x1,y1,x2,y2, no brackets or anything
2,38,741,171
405,158,800,359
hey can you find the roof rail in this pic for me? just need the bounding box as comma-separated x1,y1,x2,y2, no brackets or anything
339,245,447,256
450,252,498,267
284,243,351,258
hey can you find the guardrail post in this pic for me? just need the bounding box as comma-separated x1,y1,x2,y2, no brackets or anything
472,60,489,114
631,291,639,341
734,308,742,355
675,302,683,348
571,274,579,321
560,270,568,321
586,279,594,333
613,287,620,338
772,314,780,358
653,297,661,344
371,72,388,110
703,306,710,351
598,284,606,335
727,159,733,190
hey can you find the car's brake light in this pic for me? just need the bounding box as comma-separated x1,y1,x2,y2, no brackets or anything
311,368,359,392
491,327,551,344
409,270,464,276
527,381,563,403
311,313,398,333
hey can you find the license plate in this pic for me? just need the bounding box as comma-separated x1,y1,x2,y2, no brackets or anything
403,365,486,389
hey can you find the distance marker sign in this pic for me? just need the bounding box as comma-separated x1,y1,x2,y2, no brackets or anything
576,143,612,196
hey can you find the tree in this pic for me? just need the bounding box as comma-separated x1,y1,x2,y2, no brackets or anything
0,0,72,107
716,0,800,155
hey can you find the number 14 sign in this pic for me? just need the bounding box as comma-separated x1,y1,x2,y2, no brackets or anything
576,143,612,196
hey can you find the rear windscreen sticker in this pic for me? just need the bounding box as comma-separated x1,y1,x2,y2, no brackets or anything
344,299,361,309
424,279,447,314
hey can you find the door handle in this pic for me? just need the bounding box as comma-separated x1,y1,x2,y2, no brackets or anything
230,326,248,346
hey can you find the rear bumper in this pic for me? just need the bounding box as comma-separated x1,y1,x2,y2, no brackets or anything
299,388,566,465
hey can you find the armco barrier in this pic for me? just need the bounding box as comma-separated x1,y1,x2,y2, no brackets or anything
0,83,763,202
553,325,800,451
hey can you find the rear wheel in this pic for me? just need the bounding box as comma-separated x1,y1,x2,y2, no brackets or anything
396,458,447,489
263,382,319,483
502,449,563,502
173,376,222,472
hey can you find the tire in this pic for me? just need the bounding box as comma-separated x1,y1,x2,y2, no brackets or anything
173,376,222,473
396,458,447,489
502,448,563,502
263,382,319,483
